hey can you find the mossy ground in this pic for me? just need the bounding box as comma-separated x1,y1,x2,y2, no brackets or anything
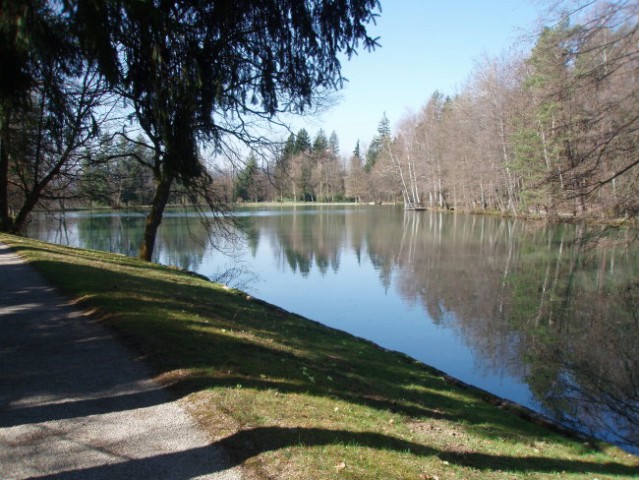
2,233,637,479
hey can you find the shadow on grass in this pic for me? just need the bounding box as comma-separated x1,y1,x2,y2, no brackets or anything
221,427,638,476
21,258,473,418
30,427,639,479
17,257,601,426
6,243,637,477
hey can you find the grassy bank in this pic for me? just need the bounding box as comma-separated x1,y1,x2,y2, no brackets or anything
2,233,636,479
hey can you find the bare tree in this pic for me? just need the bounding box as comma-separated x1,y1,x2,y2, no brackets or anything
387,113,423,208
1,63,113,233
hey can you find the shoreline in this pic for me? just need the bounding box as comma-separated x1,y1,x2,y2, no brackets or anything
229,294,597,450
33,201,638,230
2,233,637,478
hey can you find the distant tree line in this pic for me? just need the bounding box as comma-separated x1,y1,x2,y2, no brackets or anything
221,1,639,224
216,115,390,205
352,2,639,220
2,0,637,253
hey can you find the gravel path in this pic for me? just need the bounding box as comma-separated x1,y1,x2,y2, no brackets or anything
0,243,244,480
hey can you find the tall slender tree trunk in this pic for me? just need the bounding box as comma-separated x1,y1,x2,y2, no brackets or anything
0,132,10,231
0,108,12,232
139,173,173,261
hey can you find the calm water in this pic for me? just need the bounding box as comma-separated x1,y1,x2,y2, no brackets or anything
26,205,639,453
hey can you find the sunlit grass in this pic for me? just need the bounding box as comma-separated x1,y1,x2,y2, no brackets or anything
2,233,637,479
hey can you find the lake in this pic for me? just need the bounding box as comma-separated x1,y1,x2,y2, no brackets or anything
26,205,639,453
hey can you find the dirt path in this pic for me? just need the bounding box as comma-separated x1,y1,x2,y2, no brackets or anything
0,243,244,480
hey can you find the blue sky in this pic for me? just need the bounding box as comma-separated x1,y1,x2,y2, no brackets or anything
292,0,545,156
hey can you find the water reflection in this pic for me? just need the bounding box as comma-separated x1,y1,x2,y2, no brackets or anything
26,206,639,452
269,208,345,277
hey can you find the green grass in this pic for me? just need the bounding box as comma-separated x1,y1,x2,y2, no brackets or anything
2,233,637,480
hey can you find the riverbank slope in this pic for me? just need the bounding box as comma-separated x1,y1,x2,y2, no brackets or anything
1,233,636,479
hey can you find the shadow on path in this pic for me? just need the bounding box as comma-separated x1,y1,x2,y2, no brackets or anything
0,243,242,480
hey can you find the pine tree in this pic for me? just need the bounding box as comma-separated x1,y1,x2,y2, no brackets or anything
365,112,391,172
283,133,296,160
512,21,577,214
2,1,380,258
353,140,362,161
295,129,312,154
329,131,340,157
234,153,259,202
313,129,328,154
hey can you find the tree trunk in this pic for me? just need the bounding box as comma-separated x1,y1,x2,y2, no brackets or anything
0,109,12,232
139,173,173,261
11,188,43,235
0,133,10,231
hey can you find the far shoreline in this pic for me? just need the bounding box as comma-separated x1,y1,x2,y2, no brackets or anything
29,202,638,235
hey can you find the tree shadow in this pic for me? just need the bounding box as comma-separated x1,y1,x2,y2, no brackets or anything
0,244,177,427
11,255,607,436
5,243,637,478
13,258,471,421
221,427,638,476
29,427,639,479
28,444,234,480
0,388,169,428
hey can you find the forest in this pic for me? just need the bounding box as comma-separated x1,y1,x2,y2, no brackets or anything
228,1,639,222
2,0,638,239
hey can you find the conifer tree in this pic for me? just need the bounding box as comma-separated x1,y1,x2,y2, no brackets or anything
294,129,312,154
313,129,328,154
234,153,259,202
0,0,380,259
328,131,340,157
365,112,391,172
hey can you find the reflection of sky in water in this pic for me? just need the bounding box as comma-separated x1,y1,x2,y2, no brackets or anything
195,224,539,411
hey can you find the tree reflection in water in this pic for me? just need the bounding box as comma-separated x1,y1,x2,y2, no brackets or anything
367,212,639,451
257,209,639,450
